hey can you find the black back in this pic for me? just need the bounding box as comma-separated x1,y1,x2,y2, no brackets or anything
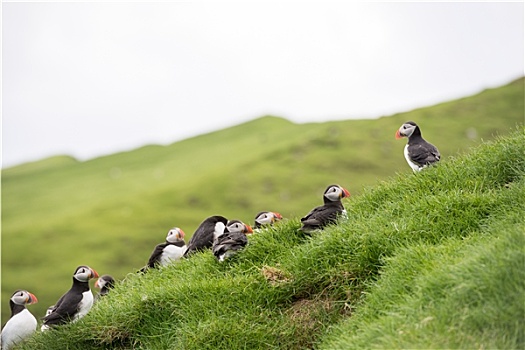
406,123,441,167
300,201,344,232
42,278,90,326
183,215,228,257
212,230,248,260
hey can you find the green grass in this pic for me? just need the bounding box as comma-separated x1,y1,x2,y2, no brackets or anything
13,127,525,349
320,217,524,349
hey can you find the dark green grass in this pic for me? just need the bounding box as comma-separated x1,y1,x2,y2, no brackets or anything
14,129,525,349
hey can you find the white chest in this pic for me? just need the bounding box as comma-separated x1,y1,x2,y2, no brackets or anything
213,222,226,240
74,290,94,321
404,145,421,172
160,245,186,265
1,309,37,350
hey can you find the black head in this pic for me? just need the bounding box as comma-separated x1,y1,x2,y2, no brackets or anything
225,220,254,234
323,184,351,203
73,265,99,282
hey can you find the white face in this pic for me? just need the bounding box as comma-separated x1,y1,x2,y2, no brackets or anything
166,227,184,243
74,266,95,282
324,186,343,201
11,290,36,305
255,212,273,225
398,123,416,138
255,212,282,225
226,221,251,234
95,277,106,289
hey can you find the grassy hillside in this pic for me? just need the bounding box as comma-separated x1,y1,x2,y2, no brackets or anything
1,77,523,326
15,127,525,349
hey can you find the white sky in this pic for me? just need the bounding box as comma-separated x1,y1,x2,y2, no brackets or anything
2,1,524,168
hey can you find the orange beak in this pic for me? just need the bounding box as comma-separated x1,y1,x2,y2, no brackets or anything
90,268,100,279
245,225,254,234
395,130,403,139
27,292,38,305
342,188,351,198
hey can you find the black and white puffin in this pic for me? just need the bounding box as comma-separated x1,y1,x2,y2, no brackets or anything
140,227,187,272
300,184,350,233
254,211,283,230
94,274,115,298
395,121,440,171
1,290,38,350
212,220,253,262
183,215,228,257
42,265,99,327
40,306,54,332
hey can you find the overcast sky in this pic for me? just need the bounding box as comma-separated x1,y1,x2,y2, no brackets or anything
2,1,523,168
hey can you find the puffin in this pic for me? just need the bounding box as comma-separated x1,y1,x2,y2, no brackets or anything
140,227,187,272
300,184,350,233
42,265,99,327
1,290,38,350
94,274,115,298
183,215,228,257
395,121,440,171
254,211,283,230
212,220,253,262
40,306,54,332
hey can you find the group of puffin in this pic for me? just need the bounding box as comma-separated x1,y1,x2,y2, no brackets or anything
1,121,439,349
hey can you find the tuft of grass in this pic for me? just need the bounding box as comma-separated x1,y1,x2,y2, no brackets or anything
16,129,525,349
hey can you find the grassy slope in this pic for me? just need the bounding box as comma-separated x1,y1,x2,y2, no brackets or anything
1,77,523,324
16,127,525,350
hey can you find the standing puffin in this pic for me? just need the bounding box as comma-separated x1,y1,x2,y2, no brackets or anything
395,121,440,171
300,184,350,233
254,211,283,230
94,274,115,298
212,220,253,261
183,216,228,257
140,227,187,272
42,265,99,327
1,290,38,350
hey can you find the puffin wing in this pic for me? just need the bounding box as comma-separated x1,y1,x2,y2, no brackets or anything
301,203,343,230
408,143,440,166
183,216,228,257
146,243,168,268
184,224,215,256
213,232,248,259
184,234,213,255
43,293,82,325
